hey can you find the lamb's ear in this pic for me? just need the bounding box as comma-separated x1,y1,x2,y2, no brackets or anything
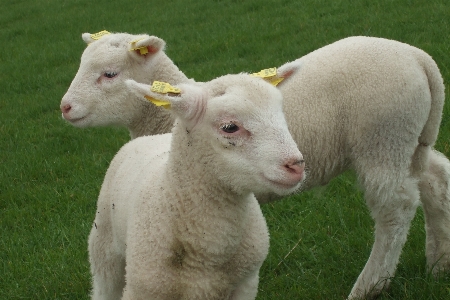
125,80,206,124
82,33,95,44
251,62,301,87
128,35,166,58
82,30,111,45
275,60,302,87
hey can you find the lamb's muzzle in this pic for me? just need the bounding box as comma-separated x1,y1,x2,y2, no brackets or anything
276,158,305,187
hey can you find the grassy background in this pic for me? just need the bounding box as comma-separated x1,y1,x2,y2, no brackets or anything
1,0,449,299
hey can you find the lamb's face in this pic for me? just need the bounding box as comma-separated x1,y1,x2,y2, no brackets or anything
60,33,160,128
125,74,305,196
200,77,305,195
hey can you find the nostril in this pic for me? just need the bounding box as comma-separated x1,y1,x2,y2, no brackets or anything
61,104,72,113
284,159,305,174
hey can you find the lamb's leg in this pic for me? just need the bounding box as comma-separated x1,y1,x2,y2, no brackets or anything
419,150,450,274
348,176,420,300
88,220,125,300
230,268,260,300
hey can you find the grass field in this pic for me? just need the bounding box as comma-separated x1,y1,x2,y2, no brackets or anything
1,0,449,299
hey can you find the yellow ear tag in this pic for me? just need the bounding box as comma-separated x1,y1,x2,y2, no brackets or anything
90,30,111,40
252,67,277,78
144,81,181,109
129,38,149,55
144,96,171,109
151,81,181,94
267,77,284,86
251,67,284,86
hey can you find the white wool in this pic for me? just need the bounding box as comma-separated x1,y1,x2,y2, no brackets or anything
64,33,449,299
88,74,305,300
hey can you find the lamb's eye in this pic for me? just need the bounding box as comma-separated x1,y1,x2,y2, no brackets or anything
104,71,118,79
221,123,239,133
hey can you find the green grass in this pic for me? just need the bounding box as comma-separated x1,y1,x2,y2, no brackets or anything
1,0,449,299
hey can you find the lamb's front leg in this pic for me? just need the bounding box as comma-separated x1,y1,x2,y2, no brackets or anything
89,220,126,300
229,268,260,300
348,177,420,299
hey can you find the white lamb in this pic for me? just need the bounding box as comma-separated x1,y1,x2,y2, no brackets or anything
277,37,448,299
88,73,305,299
63,32,449,299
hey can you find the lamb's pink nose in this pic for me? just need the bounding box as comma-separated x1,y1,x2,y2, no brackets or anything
284,159,305,182
61,103,72,114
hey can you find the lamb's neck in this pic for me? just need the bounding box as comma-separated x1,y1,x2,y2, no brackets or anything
166,125,248,209
148,53,192,85
166,158,243,206
164,163,251,240
129,101,174,139
164,158,252,262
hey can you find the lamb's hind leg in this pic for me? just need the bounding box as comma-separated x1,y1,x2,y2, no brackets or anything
348,176,420,300
419,149,450,274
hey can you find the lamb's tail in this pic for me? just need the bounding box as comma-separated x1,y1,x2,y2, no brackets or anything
411,50,445,176
419,52,445,146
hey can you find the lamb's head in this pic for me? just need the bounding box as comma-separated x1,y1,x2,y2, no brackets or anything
126,69,305,196
60,31,171,130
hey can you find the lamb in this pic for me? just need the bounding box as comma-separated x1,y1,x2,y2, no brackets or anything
88,73,305,299
63,32,449,299
275,37,448,299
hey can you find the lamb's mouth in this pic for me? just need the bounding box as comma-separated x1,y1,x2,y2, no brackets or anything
264,176,302,191
63,113,89,124
69,117,84,123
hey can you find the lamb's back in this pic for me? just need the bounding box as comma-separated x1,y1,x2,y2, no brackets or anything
279,36,437,187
